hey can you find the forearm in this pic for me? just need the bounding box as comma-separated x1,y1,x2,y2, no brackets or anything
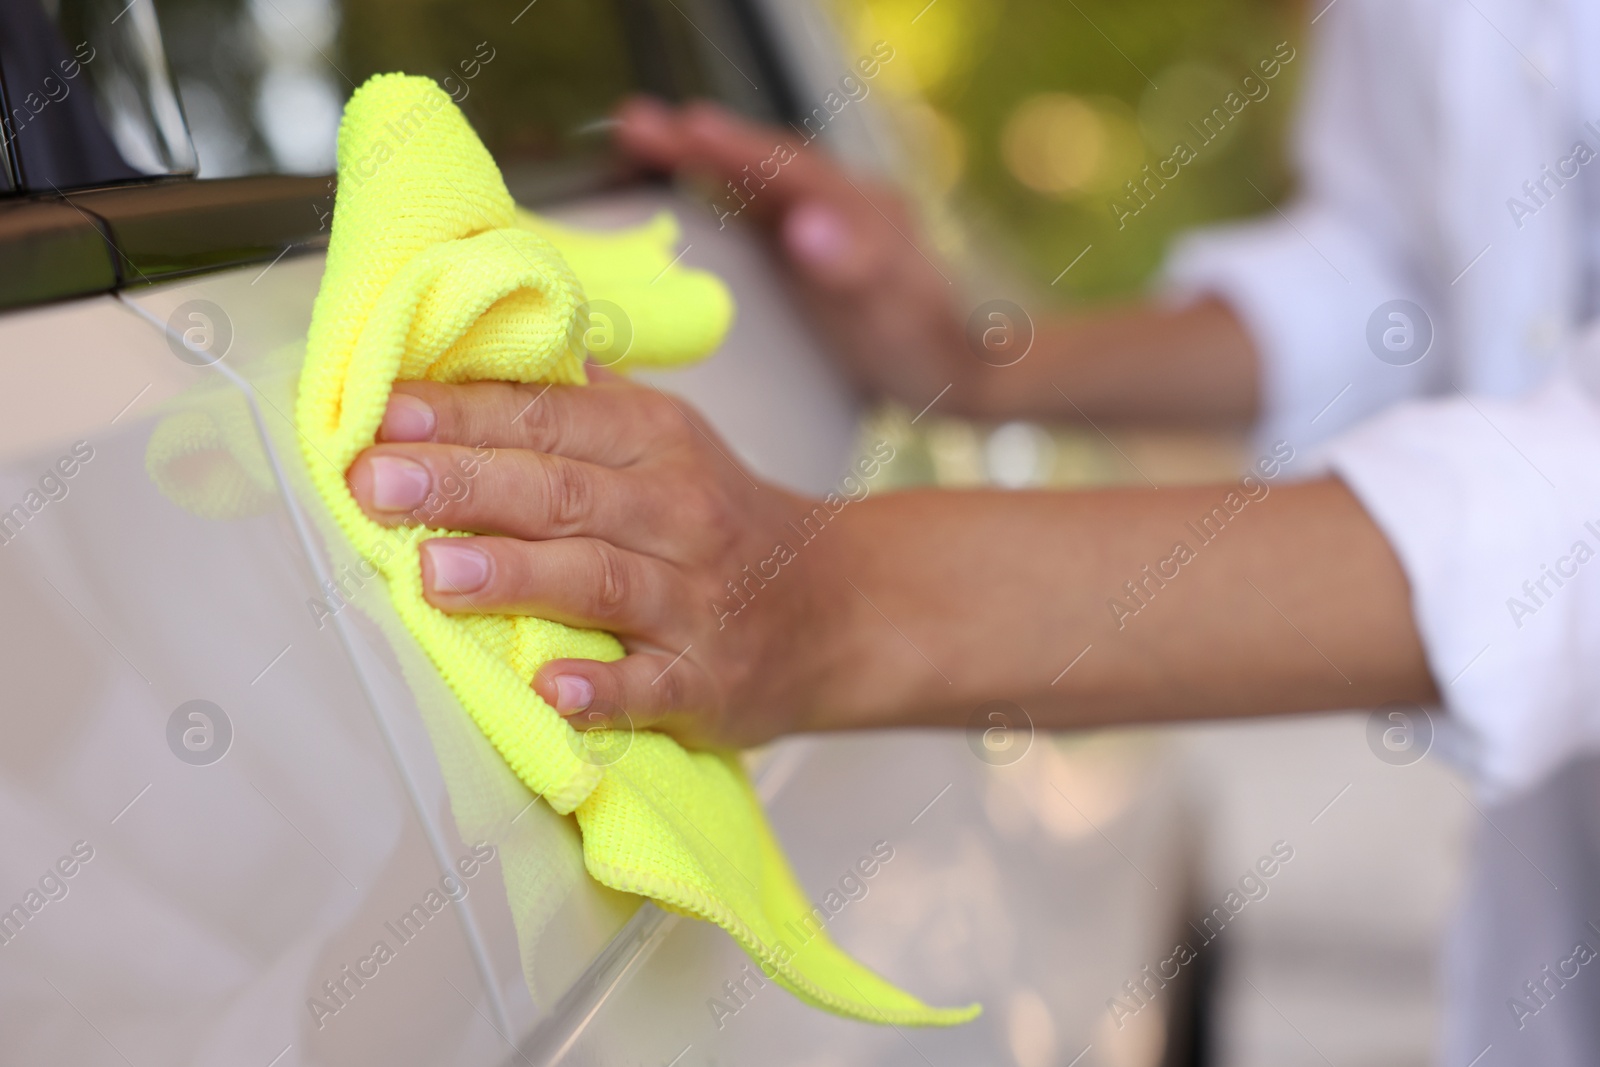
952,296,1261,427
615,101,1261,430
359,379,1435,749
802,476,1437,733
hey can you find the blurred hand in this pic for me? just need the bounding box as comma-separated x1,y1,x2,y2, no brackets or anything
346,374,842,749
614,96,972,409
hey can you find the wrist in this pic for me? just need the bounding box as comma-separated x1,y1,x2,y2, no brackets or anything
716,486,878,737
772,495,869,732
953,313,1079,420
783,492,956,733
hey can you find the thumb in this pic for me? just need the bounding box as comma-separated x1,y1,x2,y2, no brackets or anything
535,649,706,747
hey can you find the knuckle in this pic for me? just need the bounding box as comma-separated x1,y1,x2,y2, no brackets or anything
541,456,591,531
587,540,632,619
678,485,729,541
683,99,728,129
433,387,467,442
422,384,477,447
508,383,553,448
435,455,475,507
648,656,687,713
643,393,690,444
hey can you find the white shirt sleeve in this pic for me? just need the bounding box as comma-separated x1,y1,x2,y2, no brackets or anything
1160,0,1448,449
1152,0,1600,796
1321,373,1600,798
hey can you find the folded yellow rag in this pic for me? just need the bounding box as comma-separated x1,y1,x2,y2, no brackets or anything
297,73,978,1026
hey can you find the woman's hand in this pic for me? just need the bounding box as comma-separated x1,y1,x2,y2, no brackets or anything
345,375,1437,750
611,97,1263,427
345,374,846,748
614,97,975,410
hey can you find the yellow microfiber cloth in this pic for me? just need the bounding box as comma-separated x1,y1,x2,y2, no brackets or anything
296,73,978,1027
145,394,278,521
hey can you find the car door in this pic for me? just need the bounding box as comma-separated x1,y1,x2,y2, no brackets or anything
0,2,1192,1064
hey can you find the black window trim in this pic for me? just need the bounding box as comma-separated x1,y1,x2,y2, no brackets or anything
0,0,799,312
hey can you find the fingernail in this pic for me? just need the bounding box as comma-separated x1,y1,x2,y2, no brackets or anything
423,540,491,595
381,393,436,441
785,203,850,266
368,455,432,510
553,675,595,714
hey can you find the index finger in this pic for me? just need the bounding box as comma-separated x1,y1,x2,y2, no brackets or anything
613,97,850,223
379,378,673,467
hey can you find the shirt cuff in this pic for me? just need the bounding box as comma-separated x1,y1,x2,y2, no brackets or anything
1322,377,1600,798
1162,207,1441,452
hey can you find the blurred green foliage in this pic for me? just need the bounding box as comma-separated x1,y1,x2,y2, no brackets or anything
834,0,1305,300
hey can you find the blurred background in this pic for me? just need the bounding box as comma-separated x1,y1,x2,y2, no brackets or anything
154,0,1300,298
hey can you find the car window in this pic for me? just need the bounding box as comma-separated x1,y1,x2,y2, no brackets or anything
153,0,777,197
0,0,195,191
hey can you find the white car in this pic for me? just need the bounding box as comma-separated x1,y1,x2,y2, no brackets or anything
0,1,1218,1064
